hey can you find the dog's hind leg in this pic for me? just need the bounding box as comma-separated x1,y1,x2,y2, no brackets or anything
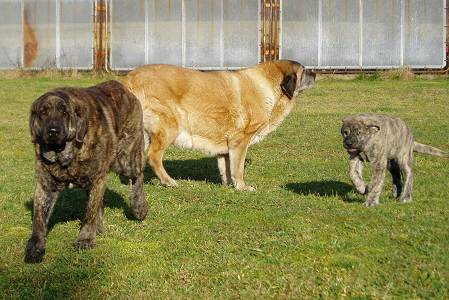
388,159,402,198
25,177,62,263
75,176,107,249
398,151,413,203
217,154,232,185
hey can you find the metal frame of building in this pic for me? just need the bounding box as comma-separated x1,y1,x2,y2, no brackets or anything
0,0,447,72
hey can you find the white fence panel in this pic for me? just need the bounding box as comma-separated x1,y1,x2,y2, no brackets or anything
281,0,446,69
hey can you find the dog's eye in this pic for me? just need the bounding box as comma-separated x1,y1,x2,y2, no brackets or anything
343,129,350,137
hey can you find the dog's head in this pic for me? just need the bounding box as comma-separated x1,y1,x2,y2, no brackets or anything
278,60,316,99
30,90,87,160
341,115,381,154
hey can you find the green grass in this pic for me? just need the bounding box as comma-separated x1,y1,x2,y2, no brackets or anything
1,74,449,299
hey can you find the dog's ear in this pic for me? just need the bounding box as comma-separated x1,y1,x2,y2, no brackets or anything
73,104,88,143
29,106,40,143
367,124,380,134
29,99,43,143
281,73,297,99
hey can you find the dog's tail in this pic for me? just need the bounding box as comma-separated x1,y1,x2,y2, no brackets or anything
414,142,449,158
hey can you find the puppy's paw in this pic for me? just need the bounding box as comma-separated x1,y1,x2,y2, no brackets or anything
355,185,369,195
24,237,45,263
364,199,379,207
74,237,96,249
131,199,148,221
399,197,412,203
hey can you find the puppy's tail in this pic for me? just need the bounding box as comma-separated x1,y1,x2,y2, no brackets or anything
414,142,449,158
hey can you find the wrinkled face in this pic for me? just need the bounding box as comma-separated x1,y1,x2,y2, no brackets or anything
294,66,316,97
341,120,379,154
280,64,316,100
30,94,74,150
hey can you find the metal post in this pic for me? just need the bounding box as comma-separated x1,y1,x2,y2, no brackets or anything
144,0,149,64
181,0,186,67
359,0,363,68
400,0,404,67
55,0,61,69
220,0,224,68
93,0,107,71
318,0,322,67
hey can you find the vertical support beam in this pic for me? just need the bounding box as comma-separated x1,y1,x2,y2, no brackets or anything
359,0,363,68
260,0,280,62
445,0,448,72
144,0,149,64
55,0,61,68
258,0,262,63
318,0,322,67
400,0,405,67
20,0,24,68
220,0,224,68
181,0,186,67
279,0,282,59
93,0,108,71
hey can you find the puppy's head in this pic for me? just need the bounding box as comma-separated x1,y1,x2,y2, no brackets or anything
30,90,86,152
279,60,316,99
341,115,380,154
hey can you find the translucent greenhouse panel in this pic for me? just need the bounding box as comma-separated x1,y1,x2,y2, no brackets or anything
223,0,259,67
110,0,146,69
60,0,93,69
281,0,319,67
185,0,221,68
403,0,446,67
321,0,360,67
23,0,57,69
147,0,182,65
362,0,401,67
0,0,22,68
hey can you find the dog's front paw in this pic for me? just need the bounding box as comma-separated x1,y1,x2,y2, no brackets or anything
355,184,369,195
24,236,46,263
74,237,96,249
234,183,256,192
161,177,178,187
364,199,379,207
131,198,148,221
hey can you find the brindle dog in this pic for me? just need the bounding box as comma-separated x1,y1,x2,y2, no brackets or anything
25,80,148,263
341,113,448,206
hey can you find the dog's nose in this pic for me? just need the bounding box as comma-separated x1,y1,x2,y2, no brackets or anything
47,128,60,137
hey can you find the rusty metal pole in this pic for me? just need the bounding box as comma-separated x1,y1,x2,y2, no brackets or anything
445,0,449,74
93,0,108,72
260,0,280,62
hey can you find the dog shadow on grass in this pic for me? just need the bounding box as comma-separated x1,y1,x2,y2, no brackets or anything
143,156,252,185
283,180,363,203
24,188,136,232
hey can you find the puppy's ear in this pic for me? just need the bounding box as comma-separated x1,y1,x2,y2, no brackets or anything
367,124,380,134
74,104,88,143
281,73,297,99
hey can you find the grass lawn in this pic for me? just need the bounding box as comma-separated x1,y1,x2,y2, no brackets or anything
0,74,448,299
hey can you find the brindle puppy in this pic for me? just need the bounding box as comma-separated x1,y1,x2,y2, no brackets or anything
25,80,148,263
341,113,448,206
